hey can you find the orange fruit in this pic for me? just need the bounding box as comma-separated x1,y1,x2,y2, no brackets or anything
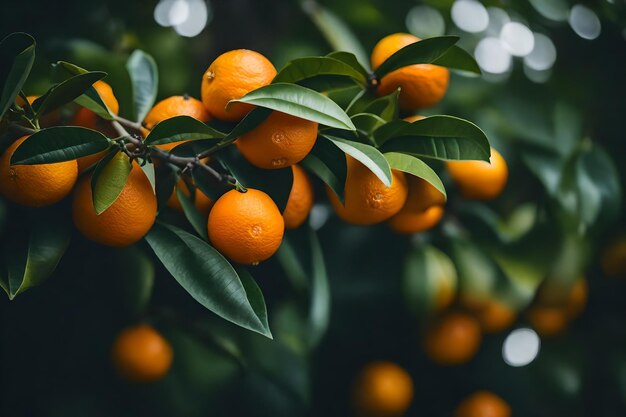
447,148,508,200
526,306,568,337
72,81,120,172
389,205,443,234
111,324,173,382
388,176,445,234
143,95,211,151
476,300,517,334
235,111,318,169
72,161,157,247
0,135,78,207
283,165,314,229
207,188,284,265
327,156,408,225
601,239,626,278
454,391,511,417
565,278,588,319
404,115,426,123
201,49,276,122
424,312,482,365
353,361,414,417
371,33,449,110
167,178,213,216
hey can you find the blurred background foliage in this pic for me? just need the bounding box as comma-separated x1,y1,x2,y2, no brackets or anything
2,0,626,416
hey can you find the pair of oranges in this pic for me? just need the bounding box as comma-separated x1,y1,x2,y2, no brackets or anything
353,361,511,417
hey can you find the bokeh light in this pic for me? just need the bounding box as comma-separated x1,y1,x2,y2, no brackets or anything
154,0,211,37
406,5,445,38
309,204,331,231
500,22,535,57
451,0,489,33
569,5,601,40
503,328,541,367
524,32,557,71
485,7,510,36
475,37,512,74
174,0,211,37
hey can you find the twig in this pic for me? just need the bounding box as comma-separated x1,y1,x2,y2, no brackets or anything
114,115,143,132
7,123,37,136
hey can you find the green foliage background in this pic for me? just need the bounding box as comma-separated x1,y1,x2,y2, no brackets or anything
1,1,626,416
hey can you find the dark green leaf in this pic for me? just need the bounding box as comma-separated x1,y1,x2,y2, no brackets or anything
217,146,293,212
10,126,110,165
75,84,115,120
32,71,106,117
126,49,158,122
234,266,270,335
276,236,309,293
273,56,367,86
379,115,491,161
51,60,89,81
176,186,209,240
351,113,386,137
145,223,272,338
229,83,356,131
223,106,272,141
144,115,225,145
141,161,156,193
374,36,459,78
384,152,446,198
191,165,227,201
0,32,36,118
351,89,400,122
0,211,71,300
301,136,347,202
91,151,132,215
306,5,370,71
326,51,368,77
432,45,481,75
322,134,392,186
308,229,329,347
297,74,360,92
114,247,155,317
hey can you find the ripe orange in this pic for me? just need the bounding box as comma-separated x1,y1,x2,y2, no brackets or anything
353,361,414,417
601,238,626,278
327,156,408,225
283,165,314,229
72,80,120,172
388,176,445,234
201,49,276,122
111,324,173,382
389,205,443,234
454,391,511,417
143,95,211,151
424,312,482,365
0,135,78,207
167,178,214,216
371,33,449,110
565,278,588,319
235,111,318,169
447,148,508,200
72,161,157,247
475,300,517,334
526,306,568,337
207,188,284,265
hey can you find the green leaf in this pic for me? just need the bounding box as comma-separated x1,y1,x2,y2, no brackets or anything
141,161,156,193
144,115,225,145
217,146,293,212
379,115,491,161
91,151,132,215
145,223,272,338
306,5,370,71
308,229,330,348
374,36,459,78
229,83,356,131
432,45,481,75
301,137,347,203
51,60,89,81
234,266,271,335
32,71,106,117
126,49,158,122
223,107,272,141
0,211,71,300
114,247,155,317
191,165,227,201
273,56,367,86
275,236,309,293
322,134,392,186
349,89,400,122
384,152,446,198
0,32,36,118
326,51,368,77
176,186,210,240
351,113,387,138
10,126,110,165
